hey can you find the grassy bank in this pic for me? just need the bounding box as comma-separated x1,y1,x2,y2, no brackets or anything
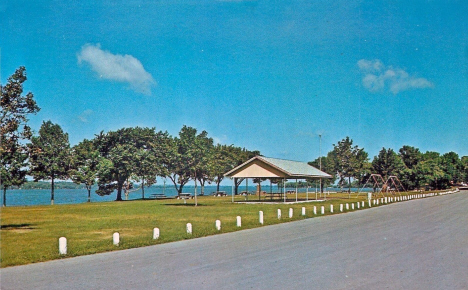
0,192,426,267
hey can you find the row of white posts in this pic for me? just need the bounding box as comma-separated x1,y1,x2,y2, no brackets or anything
58,189,459,255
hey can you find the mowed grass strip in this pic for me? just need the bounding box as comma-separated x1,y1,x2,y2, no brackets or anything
1,192,411,267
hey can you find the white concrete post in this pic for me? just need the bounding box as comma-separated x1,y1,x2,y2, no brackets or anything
321,206,325,214
384,197,388,203
357,202,360,209
340,204,343,212
330,204,334,213
302,207,306,216
113,232,119,246
153,228,160,240
373,199,376,205
215,220,221,231
368,200,371,207
59,237,67,255
289,208,293,218
259,211,264,224
277,209,282,219
314,206,317,215
346,203,349,210
376,199,379,205
367,192,372,201
237,216,242,227
351,203,355,210
361,201,365,207
186,223,192,235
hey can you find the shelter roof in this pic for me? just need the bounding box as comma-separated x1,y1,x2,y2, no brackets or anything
224,156,332,179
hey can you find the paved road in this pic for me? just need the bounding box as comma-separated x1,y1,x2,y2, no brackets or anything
2,191,467,290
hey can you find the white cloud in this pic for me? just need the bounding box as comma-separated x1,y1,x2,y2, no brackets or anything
78,109,93,123
212,135,228,145
358,59,433,94
77,44,155,95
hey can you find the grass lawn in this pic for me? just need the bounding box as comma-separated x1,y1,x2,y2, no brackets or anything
1,191,415,267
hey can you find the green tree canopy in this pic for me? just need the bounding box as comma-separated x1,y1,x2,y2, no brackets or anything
69,139,100,202
308,155,337,190
164,126,214,203
1,66,40,206
440,152,462,187
94,127,161,201
328,137,369,196
372,148,406,180
29,121,70,205
461,156,468,184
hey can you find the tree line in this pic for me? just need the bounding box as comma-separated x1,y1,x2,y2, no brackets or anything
309,137,468,195
2,67,467,206
1,67,260,206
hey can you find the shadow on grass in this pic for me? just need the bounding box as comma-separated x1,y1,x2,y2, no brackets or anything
0,223,36,230
164,203,208,207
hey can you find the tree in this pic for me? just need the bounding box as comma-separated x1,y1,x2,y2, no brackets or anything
415,151,445,190
133,148,157,199
398,145,423,190
69,139,100,202
95,127,159,201
164,126,213,205
372,148,406,180
399,145,422,169
440,152,462,186
165,127,192,197
328,137,368,197
1,66,40,206
308,155,337,190
211,144,238,192
192,130,214,199
29,121,70,205
355,149,372,187
132,130,170,199
461,156,468,184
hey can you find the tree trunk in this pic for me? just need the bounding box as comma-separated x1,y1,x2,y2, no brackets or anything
168,175,182,197
116,179,123,201
234,178,244,195
348,176,351,199
194,173,198,207
87,185,91,202
3,186,6,207
217,181,221,192
258,182,261,201
51,177,55,205
142,180,145,199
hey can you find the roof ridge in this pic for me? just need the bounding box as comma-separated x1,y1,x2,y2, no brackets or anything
261,156,308,164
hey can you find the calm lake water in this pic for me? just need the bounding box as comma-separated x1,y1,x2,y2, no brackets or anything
1,185,365,207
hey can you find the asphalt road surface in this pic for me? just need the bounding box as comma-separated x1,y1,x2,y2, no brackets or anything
2,191,467,290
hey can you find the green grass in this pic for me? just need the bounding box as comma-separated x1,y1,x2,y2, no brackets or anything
0,192,421,267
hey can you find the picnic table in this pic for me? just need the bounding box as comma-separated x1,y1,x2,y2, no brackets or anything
212,191,227,197
264,192,284,201
177,193,193,199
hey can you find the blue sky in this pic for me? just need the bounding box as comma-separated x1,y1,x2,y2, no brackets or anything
2,0,468,163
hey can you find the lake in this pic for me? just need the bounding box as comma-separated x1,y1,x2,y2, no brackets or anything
1,185,370,207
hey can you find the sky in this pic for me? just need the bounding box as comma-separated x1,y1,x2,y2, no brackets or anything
2,0,468,165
